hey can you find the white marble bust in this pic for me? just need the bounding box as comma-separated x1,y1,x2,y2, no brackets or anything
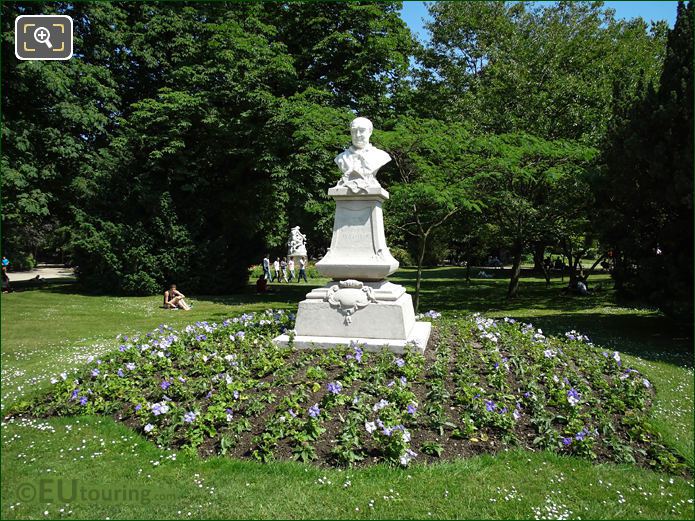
334,117,391,193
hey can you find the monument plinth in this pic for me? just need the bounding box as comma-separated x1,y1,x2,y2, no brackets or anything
274,117,431,353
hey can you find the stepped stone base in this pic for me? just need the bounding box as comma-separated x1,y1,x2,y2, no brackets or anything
273,280,431,353
273,321,431,354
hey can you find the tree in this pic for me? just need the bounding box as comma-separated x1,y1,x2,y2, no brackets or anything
379,117,484,311
2,1,416,294
597,1,693,320
420,1,667,145
477,133,597,298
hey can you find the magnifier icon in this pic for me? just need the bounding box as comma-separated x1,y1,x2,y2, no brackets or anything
34,26,52,48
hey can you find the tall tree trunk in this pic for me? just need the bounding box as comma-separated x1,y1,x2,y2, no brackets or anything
507,241,523,299
532,242,545,273
583,255,606,283
414,233,428,313
532,242,551,286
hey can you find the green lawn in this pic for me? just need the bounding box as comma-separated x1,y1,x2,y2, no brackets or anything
2,268,693,519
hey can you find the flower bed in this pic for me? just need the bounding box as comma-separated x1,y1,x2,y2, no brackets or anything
12,310,688,474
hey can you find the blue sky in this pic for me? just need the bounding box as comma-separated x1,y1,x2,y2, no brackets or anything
401,1,679,41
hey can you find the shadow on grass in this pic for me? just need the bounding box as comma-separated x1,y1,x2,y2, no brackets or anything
13,269,691,367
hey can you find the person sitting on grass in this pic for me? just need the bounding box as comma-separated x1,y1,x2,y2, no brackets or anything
164,284,191,310
256,275,268,294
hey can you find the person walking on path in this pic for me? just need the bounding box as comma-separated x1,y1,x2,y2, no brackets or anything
287,258,296,282
280,257,289,282
298,257,309,282
272,257,281,282
262,254,271,281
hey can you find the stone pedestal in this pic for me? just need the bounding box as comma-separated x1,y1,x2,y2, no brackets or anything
274,188,431,353
315,187,399,281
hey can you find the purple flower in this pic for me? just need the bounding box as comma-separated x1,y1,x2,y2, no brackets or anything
161,380,171,390
567,388,581,407
233,390,240,400
125,363,136,371
117,369,124,377
407,403,418,415
485,400,496,412
80,396,88,406
183,411,197,423
235,331,246,340
562,437,572,446
135,404,142,411
288,408,297,418
524,391,532,398
119,345,128,352
308,404,320,418
327,381,342,395
575,428,589,441
151,402,170,416
400,376,407,386
394,358,405,368
71,389,79,400
144,423,154,433
196,334,207,342
354,347,363,363
91,368,100,377
226,409,234,422
513,409,521,421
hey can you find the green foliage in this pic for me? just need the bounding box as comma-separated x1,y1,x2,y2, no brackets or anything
421,1,666,144
596,0,693,320
2,1,413,294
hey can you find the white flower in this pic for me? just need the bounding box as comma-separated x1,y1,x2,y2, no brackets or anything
144,423,154,433
399,449,417,466
365,421,376,433
643,378,651,388
612,351,621,363
373,399,389,412
543,349,556,358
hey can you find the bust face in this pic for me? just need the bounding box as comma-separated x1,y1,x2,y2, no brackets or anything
350,119,372,150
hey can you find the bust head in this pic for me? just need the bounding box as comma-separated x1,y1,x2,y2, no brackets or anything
350,117,373,150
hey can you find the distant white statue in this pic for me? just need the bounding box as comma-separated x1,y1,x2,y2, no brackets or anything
287,226,307,257
334,117,391,194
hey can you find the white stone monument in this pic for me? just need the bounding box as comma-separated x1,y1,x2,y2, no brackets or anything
287,226,307,259
274,117,431,353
